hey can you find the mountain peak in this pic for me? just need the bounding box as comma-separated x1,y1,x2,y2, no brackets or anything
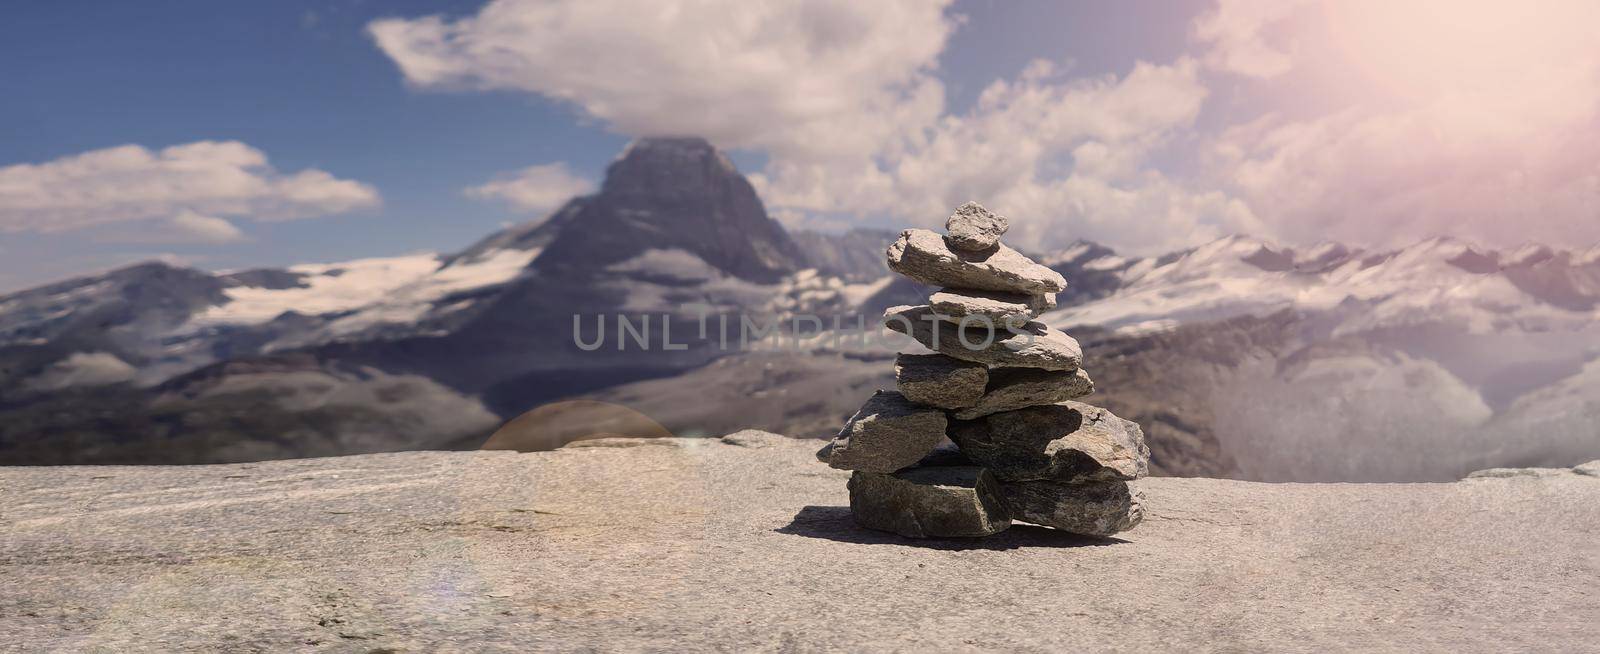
619,136,716,156
531,138,805,282
603,137,737,196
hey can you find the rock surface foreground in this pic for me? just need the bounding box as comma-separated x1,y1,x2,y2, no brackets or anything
3,441,1597,651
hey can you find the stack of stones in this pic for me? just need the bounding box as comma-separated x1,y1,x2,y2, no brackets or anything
816,202,1149,538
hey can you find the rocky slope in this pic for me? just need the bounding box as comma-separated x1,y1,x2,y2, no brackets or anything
2,435,1596,652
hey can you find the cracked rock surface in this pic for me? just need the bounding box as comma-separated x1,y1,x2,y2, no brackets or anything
948,401,1149,482
893,353,988,409
816,390,947,473
884,305,1083,371
886,228,1066,295
2,437,1597,651
848,467,1011,538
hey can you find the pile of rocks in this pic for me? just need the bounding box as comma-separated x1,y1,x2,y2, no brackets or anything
817,202,1149,538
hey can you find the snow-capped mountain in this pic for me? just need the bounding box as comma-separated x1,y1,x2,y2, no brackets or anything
1047,234,1600,334
0,138,900,465
1040,234,1600,481
2,136,1597,480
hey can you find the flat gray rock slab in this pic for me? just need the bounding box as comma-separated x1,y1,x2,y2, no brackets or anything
943,201,1009,251
887,228,1066,294
849,467,1010,538
929,287,1054,325
2,436,1598,652
885,304,1083,371
894,353,988,409
950,401,1149,482
952,367,1096,420
1001,479,1145,536
816,390,946,473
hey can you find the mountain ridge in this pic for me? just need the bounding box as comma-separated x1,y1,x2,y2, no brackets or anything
3,137,1599,478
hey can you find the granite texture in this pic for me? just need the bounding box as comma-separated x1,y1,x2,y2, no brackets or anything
2,436,1597,652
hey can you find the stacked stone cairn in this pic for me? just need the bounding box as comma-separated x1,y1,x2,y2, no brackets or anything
816,202,1150,538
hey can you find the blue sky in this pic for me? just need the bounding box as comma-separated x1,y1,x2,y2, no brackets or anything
2,0,624,290
4,0,1599,292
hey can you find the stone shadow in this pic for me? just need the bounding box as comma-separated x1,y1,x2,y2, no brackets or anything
775,505,1126,551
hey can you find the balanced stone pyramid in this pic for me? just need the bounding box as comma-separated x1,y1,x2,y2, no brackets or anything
816,202,1149,538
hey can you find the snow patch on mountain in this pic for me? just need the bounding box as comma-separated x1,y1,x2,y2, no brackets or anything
606,248,723,284
770,269,895,314
187,248,537,332
23,351,137,391
324,248,539,336
1048,235,1600,335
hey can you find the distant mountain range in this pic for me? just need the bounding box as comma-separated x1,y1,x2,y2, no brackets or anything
3,137,1597,480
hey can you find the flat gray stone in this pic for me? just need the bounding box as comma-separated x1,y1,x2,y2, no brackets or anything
913,439,975,467
894,353,988,409
1001,479,1144,536
928,287,1054,325
952,367,1096,420
816,390,946,473
887,228,1066,294
943,201,1009,251
848,467,1011,538
883,304,1082,371
948,401,1148,482
3,438,1599,651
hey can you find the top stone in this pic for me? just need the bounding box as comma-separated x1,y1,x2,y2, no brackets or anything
887,229,1067,295
945,201,1009,251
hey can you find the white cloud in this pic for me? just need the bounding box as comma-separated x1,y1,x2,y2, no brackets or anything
1198,0,1600,248
369,0,953,161
98,210,247,245
374,0,1600,254
757,58,1257,253
0,140,380,236
1211,98,1600,248
371,0,1252,254
466,163,594,213
1191,0,1310,78
167,211,247,243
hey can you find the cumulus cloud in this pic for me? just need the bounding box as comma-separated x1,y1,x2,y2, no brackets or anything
0,140,380,237
1191,0,1310,78
167,211,247,243
374,0,1600,253
1211,99,1600,248
369,0,952,161
372,0,1245,253
466,163,595,213
756,57,1258,252
97,210,247,245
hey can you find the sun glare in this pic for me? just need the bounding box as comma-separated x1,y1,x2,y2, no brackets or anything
1324,0,1597,102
